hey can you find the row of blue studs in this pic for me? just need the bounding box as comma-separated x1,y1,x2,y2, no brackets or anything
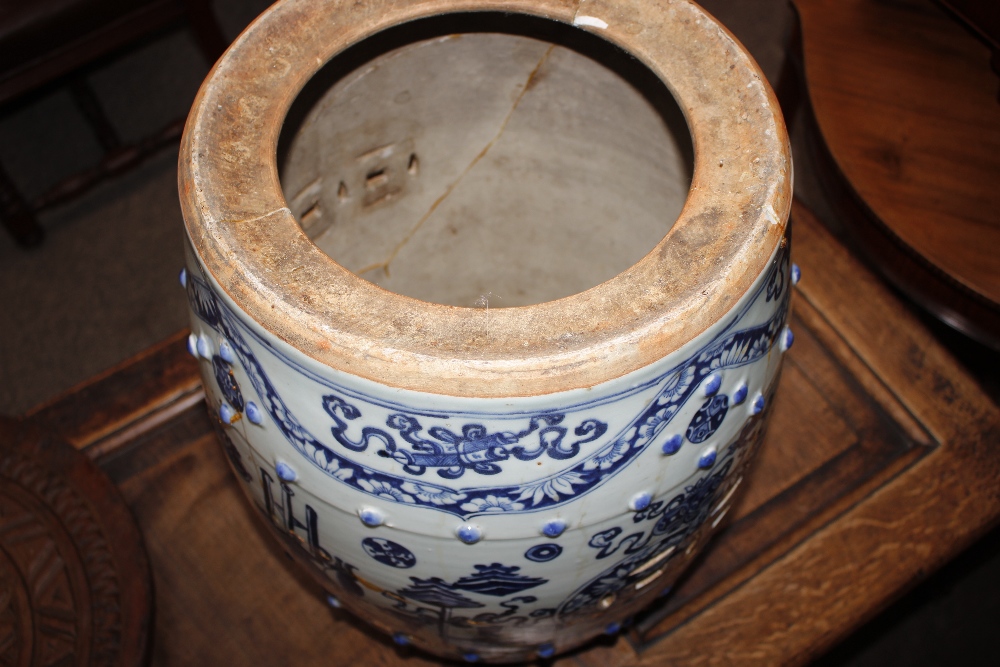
344,374,770,540
181,266,263,428
219,399,265,426
349,515,568,543
188,330,267,427
660,371,773,459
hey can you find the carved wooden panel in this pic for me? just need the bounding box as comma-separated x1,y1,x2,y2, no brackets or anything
0,420,151,666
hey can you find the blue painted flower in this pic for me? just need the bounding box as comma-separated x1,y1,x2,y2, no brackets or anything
400,482,467,506
515,472,588,506
357,478,415,504
657,366,695,404
587,438,630,470
638,405,679,441
461,494,524,513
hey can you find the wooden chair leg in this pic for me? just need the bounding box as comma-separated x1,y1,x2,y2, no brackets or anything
0,162,44,247
182,0,229,64
69,76,121,152
775,1,804,134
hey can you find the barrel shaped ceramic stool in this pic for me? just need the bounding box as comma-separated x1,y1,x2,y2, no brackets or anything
179,0,792,662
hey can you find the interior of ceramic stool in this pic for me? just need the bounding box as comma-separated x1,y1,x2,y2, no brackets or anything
278,14,694,308
181,0,790,396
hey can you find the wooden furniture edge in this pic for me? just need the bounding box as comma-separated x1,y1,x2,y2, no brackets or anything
634,202,1000,665
791,0,1000,349
23,329,203,455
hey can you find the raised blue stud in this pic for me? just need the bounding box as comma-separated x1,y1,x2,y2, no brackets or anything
187,333,198,357
658,585,674,598
276,461,297,483
219,339,236,363
604,622,621,635
456,523,483,544
791,263,801,285
661,434,683,455
542,519,566,538
219,402,236,425
463,652,480,663
246,401,264,425
359,508,384,527
629,492,652,512
732,383,748,405
326,594,341,608
780,326,794,352
537,644,556,659
702,373,722,396
196,334,212,359
179,267,187,287
698,447,717,469
751,394,766,415
392,632,410,646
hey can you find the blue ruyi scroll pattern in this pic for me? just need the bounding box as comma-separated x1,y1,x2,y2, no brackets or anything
186,241,789,520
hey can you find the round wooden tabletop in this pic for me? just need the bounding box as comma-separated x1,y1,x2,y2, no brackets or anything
796,0,1000,347
0,419,151,666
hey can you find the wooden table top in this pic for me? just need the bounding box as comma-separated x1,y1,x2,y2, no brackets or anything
794,0,1000,346
20,202,1000,665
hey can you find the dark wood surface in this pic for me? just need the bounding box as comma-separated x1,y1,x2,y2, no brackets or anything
20,202,1000,665
794,0,1000,349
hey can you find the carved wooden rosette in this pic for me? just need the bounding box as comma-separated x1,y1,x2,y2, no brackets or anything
0,420,151,667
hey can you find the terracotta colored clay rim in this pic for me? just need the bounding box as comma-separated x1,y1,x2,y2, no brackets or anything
180,0,791,398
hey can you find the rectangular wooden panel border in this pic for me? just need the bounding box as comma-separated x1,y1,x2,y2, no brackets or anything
24,329,203,456
629,203,1000,665
631,294,934,646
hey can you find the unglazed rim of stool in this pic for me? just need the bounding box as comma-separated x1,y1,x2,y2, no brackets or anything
179,0,791,398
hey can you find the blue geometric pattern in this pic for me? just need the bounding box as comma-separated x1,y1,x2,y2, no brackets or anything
362,537,416,568
524,544,563,563
212,355,244,411
686,395,729,444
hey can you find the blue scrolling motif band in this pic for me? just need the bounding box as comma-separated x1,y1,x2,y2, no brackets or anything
186,243,789,520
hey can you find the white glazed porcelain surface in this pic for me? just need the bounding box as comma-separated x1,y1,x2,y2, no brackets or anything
182,235,791,660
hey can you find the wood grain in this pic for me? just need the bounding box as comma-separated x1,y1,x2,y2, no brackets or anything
633,202,1000,666
26,330,202,456
795,0,1000,346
